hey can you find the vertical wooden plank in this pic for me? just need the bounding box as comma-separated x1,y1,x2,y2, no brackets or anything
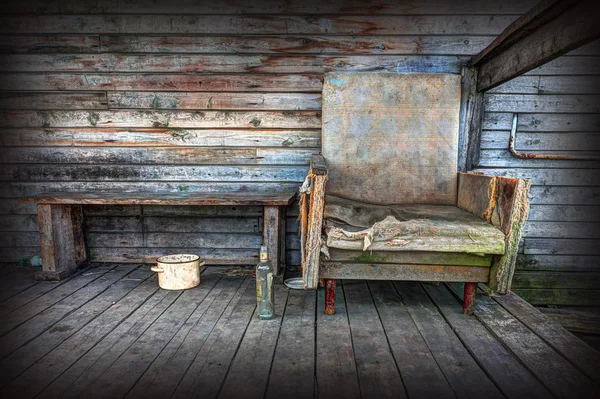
279,205,287,276
71,205,87,264
36,204,77,280
460,66,485,171
263,205,281,277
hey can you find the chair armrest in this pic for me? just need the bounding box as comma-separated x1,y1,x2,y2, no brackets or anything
299,155,328,289
458,172,531,294
310,154,327,175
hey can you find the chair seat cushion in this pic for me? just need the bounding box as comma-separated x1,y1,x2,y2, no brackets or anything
323,196,505,255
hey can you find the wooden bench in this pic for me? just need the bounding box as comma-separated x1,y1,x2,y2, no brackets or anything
19,191,296,281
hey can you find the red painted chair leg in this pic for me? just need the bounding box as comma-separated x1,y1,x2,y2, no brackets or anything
463,282,477,315
325,279,336,315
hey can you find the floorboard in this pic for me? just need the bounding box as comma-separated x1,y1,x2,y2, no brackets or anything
315,280,360,399
126,274,241,398
218,284,289,399
344,280,407,399
395,281,504,399
424,283,553,399
0,265,597,399
81,269,223,399
493,291,600,383
266,287,316,399
368,280,455,399
171,278,256,399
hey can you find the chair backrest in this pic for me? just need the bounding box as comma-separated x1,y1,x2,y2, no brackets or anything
322,72,461,205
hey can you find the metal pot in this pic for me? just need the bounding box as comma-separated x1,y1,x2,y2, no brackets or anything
151,254,204,290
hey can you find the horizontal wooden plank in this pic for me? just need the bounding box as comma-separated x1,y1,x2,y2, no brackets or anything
0,15,517,35
83,205,141,216
0,35,99,53
87,232,143,247
484,94,600,113
327,248,493,266
478,150,600,168
88,247,258,264
517,254,600,272
0,128,321,148
474,168,600,186
512,271,600,290
0,147,316,165
143,217,260,233
141,205,262,217
0,214,38,231
85,216,141,232
513,288,600,306
0,182,301,198
0,110,321,128
100,35,494,55
528,205,600,222
524,239,600,255
539,76,600,94
0,199,37,214
0,54,467,73
107,92,321,110
0,73,323,92
20,191,297,206
486,76,539,94
482,112,600,131
320,262,489,281
0,247,40,262
0,232,39,246
0,0,536,15
0,92,108,110
526,56,600,76
3,164,308,182
539,307,600,334
481,131,600,150
523,222,600,239
143,232,262,248
529,186,600,205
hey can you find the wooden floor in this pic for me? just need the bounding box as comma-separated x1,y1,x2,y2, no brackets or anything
0,264,599,399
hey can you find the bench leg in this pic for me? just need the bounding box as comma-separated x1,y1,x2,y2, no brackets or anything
463,282,477,315
325,279,336,315
263,205,285,282
36,204,87,281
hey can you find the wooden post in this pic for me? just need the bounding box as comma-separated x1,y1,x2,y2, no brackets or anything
263,205,282,280
463,282,477,315
36,204,87,281
325,279,336,315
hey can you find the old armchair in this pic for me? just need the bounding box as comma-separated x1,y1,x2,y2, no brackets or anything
299,73,530,315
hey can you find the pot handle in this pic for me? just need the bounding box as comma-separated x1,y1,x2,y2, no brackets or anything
151,266,164,273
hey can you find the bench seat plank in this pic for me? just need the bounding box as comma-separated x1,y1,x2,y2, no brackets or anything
19,191,296,206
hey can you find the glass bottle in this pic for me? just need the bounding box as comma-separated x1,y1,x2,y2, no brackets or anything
256,245,274,320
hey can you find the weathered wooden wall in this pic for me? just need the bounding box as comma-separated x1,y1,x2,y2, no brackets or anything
474,40,600,305
0,0,536,271
3,1,597,306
